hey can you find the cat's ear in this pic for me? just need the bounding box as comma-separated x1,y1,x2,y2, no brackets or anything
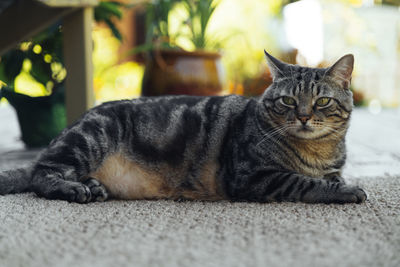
264,50,287,81
326,54,354,89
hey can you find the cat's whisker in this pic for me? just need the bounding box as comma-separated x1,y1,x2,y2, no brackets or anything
256,124,298,148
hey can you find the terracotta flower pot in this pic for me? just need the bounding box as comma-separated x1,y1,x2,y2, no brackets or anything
141,49,224,96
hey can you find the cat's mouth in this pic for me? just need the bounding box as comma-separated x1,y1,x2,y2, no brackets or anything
298,125,313,132
286,124,320,139
284,121,328,139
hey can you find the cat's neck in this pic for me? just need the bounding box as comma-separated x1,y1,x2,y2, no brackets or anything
287,133,345,161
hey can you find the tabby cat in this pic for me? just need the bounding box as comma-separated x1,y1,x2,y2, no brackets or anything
0,51,367,204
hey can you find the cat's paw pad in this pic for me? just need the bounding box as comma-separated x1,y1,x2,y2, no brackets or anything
84,177,108,202
60,182,92,203
336,185,367,204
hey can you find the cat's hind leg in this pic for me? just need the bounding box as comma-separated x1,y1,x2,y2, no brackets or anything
31,118,116,203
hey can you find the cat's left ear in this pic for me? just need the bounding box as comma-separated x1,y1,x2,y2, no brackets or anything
326,54,354,89
264,50,287,81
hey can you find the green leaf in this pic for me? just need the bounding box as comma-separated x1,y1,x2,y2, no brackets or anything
105,19,123,41
94,1,124,40
95,2,123,20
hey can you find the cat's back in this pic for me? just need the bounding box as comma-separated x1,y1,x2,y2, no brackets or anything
102,94,249,117
89,94,250,138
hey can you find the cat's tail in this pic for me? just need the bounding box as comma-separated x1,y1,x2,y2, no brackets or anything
0,167,33,195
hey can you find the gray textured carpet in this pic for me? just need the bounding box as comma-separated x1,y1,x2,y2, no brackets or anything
0,104,399,267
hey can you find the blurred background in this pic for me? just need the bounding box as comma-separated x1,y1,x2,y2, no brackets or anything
0,0,399,148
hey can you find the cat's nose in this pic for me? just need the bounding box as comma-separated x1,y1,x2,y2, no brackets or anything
297,115,311,124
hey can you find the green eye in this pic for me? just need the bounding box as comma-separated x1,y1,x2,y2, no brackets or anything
282,96,296,106
316,97,331,107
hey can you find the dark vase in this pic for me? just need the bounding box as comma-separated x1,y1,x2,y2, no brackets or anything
1,87,66,148
141,49,224,96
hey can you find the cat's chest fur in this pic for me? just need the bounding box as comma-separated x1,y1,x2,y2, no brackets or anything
287,138,343,177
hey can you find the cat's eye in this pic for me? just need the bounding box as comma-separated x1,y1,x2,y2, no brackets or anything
281,96,296,106
316,97,331,107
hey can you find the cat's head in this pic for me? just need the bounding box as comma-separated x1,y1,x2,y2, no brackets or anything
260,50,354,140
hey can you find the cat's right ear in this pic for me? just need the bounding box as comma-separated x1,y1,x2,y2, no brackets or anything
264,50,287,81
326,54,354,89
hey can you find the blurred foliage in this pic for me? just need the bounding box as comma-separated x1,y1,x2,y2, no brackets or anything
95,1,124,41
208,0,283,85
266,0,300,17
0,1,125,99
379,0,400,6
93,27,143,101
180,0,219,49
0,23,64,95
143,0,179,49
128,0,221,54
2,0,393,104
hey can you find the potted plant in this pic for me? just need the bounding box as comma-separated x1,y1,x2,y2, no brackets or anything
0,1,124,148
0,23,67,148
136,0,224,96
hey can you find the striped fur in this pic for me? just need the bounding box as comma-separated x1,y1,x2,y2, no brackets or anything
0,51,366,204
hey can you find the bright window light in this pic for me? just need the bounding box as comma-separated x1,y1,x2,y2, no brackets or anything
283,0,323,66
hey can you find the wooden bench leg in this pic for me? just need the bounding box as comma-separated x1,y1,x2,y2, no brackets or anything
63,7,95,125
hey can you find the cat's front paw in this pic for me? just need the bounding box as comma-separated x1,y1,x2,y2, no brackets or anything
333,185,367,204
324,174,346,184
84,177,108,202
50,181,92,203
